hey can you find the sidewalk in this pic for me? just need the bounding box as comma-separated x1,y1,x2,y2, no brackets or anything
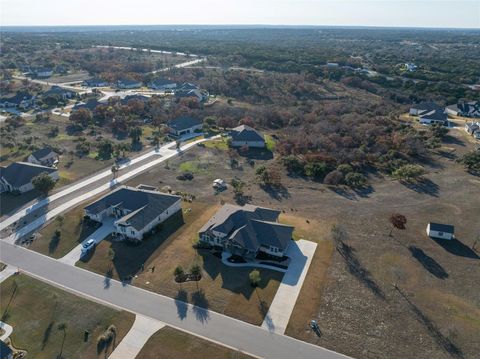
261,239,317,334
109,315,165,359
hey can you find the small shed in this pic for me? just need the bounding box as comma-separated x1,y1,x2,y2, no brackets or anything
426,222,454,240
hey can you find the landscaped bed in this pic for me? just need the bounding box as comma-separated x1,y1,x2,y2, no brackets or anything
0,274,134,359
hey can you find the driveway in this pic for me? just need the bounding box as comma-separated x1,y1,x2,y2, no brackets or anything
261,240,317,334
58,217,115,265
0,241,350,359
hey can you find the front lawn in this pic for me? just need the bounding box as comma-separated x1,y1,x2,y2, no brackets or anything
137,326,253,359
77,201,284,325
0,274,135,359
30,204,98,258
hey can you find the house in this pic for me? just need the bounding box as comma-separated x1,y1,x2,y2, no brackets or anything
43,86,74,100
446,101,480,118
149,78,177,90
177,82,199,91
84,78,109,87
84,186,181,240
167,116,203,136
0,162,59,193
198,203,294,259
117,79,143,89
326,62,339,68
0,92,35,109
465,122,480,135
474,131,480,140
229,125,266,148
419,109,448,126
175,89,206,102
120,94,150,105
28,148,59,167
426,222,454,240
72,99,102,111
409,102,442,116
405,63,417,72
35,68,53,77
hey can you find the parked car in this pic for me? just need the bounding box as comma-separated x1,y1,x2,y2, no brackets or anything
81,239,96,255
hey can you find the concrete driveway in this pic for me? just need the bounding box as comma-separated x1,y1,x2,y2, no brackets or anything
261,239,317,334
58,217,115,265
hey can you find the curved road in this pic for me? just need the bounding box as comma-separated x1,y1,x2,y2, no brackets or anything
0,241,350,359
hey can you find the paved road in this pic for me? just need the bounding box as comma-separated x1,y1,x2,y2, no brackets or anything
0,242,350,359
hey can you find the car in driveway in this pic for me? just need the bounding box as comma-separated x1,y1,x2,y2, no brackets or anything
81,239,96,255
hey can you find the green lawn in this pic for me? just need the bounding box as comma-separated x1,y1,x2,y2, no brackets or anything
0,275,135,359
178,159,211,174
137,326,253,359
203,138,229,151
30,204,98,258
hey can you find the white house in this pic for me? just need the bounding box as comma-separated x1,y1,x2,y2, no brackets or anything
409,102,442,116
0,162,59,193
84,186,181,241
426,222,455,240
229,125,266,148
167,116,203,137
419,109,448,126
465,122,480,135
27,148,59,167
35,68,53,77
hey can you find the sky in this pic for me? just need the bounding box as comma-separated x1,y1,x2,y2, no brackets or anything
1,0,479,29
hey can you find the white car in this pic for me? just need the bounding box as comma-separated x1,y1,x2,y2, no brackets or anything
81,239,96,255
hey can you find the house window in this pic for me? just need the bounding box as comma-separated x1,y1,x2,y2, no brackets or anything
438,232,444,236
130,230,135,235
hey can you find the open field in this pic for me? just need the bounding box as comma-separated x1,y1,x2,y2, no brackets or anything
76,131,479,358
0,274,134,359
136,326,254,359
77,201,284,325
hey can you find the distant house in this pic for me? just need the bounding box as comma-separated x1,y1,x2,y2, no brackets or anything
0,92,35,109
84,186,181,241
35,68,53,78
120,94,150,105
419,109,449,126
229,125,265,148
149,78,177,90
409,102,442,116
177,82,199,91
43,85,74,100
326,62,339,68
167,116,203,136
446,101,480,118
72,99,102,111
28,148,59,167
465,122,480,135
175,89,206,102
117,79,143,89
405,63,417,72
426,222,454,240
198,203,294,259
84,78,109,87
0,162,59,193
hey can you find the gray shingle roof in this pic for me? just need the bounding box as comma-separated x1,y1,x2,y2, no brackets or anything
429,222,454,234
230,125,265,142
411,102,442,113
419,109,448,122
167,116,202,131
31,148,57,161
0,162,56,188
200,204,293,252
84,186,181,231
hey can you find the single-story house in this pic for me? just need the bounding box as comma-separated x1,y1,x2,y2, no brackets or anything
419,109,448,126
177,82,199,91
28,148,59,167
148,78,177,90
43,85,74,100
426,222,454,240
167,116,203,136
84,186,181,240
0,92,35,109
0,162,59,193
117,79,143,89
84,78,110,87
409,102,442,116
446,101,480,118
405,63,417,72
175,89,206,102
198,203,294,259
72,99,102,111
35,68,53,78
465,122,480,135
229,125,266,148
120,94,150,105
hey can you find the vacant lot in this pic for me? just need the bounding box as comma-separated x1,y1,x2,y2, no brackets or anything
0,274,134,359
137,326,254,359
78,201,283,325
82,132,479,358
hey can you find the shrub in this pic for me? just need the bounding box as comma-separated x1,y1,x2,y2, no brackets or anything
249,269,261,287
392,164,425,182
337,164,353,175
344,172,367,188
324,170,344,185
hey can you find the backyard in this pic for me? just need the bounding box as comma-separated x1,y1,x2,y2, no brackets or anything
0,274,134,359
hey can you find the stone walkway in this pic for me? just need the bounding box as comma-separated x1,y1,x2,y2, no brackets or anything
261,239,317,334
109,315,165,359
